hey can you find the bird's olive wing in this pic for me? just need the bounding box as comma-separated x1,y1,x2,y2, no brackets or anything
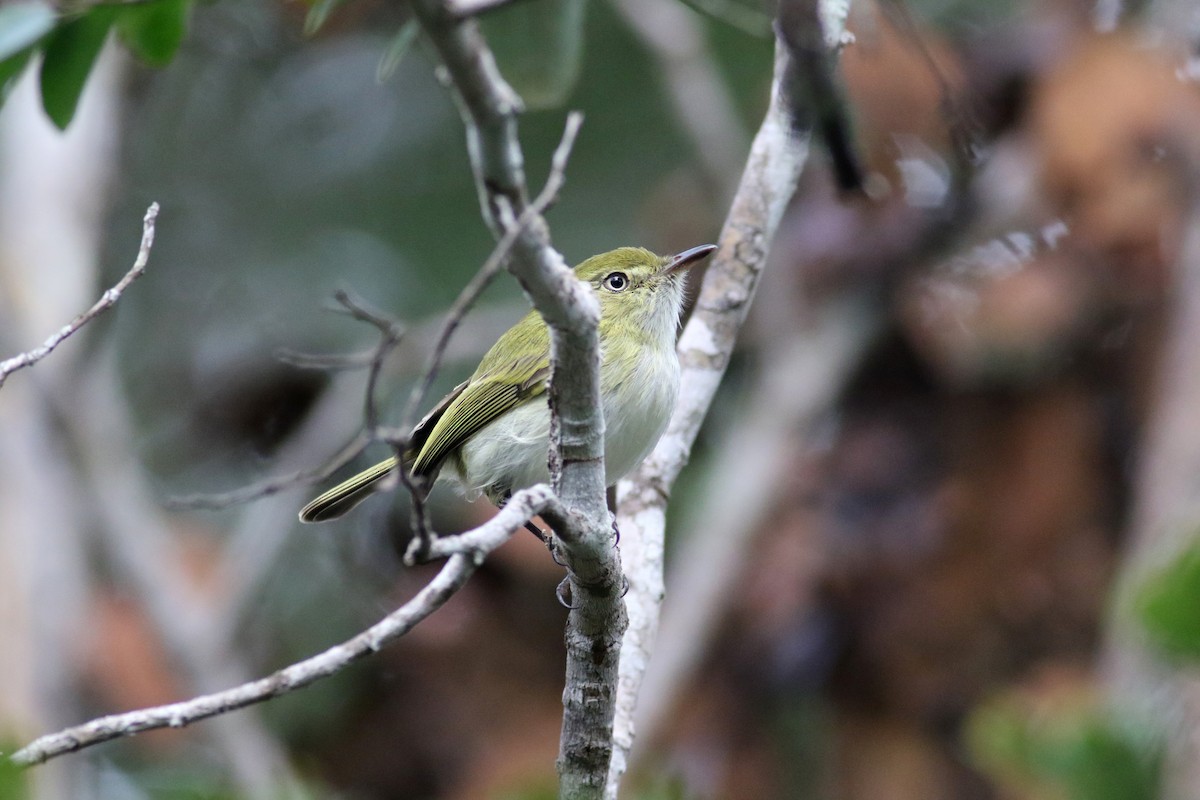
406,378,469,462
409,358,550,476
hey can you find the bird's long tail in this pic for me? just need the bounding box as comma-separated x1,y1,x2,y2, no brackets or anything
298,456,400,523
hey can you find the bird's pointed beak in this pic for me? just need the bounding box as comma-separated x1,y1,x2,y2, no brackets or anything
662,244,718,274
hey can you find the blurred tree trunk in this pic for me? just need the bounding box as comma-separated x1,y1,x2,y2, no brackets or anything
0,45,125,800
1103,194,1200,800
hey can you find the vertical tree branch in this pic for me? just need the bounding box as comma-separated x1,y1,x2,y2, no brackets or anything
409,3,624,795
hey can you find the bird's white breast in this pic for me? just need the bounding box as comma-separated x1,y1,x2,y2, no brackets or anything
453,342,679,500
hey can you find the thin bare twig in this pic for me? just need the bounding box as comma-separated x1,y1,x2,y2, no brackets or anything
329,289,407,432
399,111,584,436
411,482,559,559
170,290,406,512
0,202,158,390
13,557,473,766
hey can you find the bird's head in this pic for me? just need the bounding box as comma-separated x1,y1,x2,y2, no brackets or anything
576,245,716,342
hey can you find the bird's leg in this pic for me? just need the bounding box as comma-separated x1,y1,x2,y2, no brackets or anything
402,476,436,566
529,518,569,569
524,519,550,542
495,490,562,562
606,484,621,547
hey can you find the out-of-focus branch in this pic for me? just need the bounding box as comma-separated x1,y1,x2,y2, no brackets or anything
1104,192,1200,800
631,299,877,757
612,0,750,199
406,4,622,795
778,0,864,191
56,352,295,794
0,202,158,390
446,0,522,17
608,2,853,794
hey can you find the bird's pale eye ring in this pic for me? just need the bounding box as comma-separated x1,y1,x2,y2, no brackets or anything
603,272,630,292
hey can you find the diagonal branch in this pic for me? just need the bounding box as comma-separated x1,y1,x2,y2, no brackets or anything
0,202,158,390
609,1,854,794
9,482,558,767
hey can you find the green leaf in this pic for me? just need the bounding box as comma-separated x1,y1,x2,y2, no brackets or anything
968,699,1160,800
0,1,55,62
38,7,114,130
303,0,346,37
482,0,587,109
376,20,417,83
0,48,34,106
116,0,190,67
1136,539,1200,660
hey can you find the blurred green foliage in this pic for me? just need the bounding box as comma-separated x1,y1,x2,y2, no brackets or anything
1136,538,1200,661
968,694,1161,800
0,745,28,800
483,0,588,109
117,0,191,67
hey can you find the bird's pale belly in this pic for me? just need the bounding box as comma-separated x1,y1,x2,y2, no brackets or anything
453,351,679,501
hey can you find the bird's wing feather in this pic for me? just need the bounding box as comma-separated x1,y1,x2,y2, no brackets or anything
410,359,550,476
407,378,470,460
412,311,552,476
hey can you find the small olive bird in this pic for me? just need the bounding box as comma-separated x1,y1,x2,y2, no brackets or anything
299,244,717,523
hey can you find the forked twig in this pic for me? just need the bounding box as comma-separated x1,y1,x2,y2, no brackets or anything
397,111,583,562
400,110,583,435
169,290,406,511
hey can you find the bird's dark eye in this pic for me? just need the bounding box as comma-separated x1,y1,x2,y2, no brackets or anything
603,272,629,292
